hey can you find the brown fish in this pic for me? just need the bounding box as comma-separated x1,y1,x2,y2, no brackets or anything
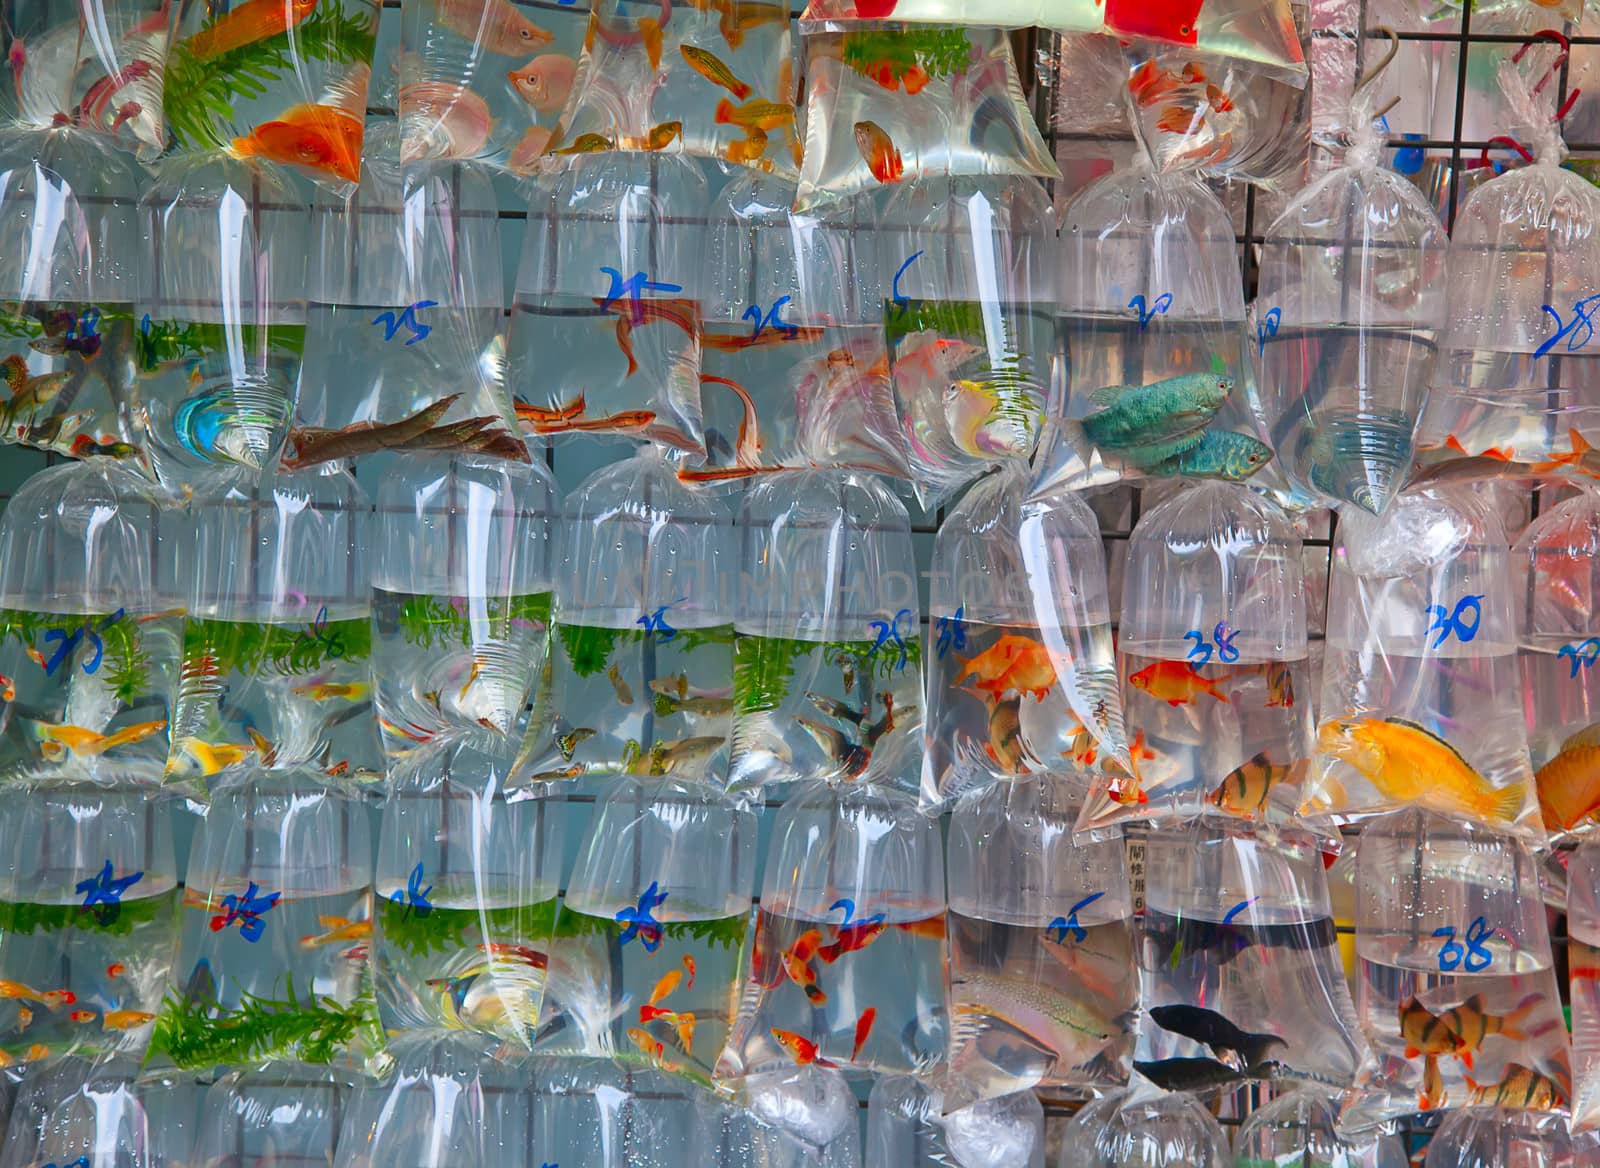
284,394,461,466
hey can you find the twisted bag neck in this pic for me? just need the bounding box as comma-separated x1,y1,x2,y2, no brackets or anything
1498,53,1565,167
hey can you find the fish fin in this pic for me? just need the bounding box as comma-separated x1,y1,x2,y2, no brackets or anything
1405,1045,1420,1059
1459,1051,1474,1071
1487,782,1528,824
1088,384,1133,408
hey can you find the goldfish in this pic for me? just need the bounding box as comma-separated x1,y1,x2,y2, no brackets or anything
680,44,750,99
646,969,682,1008
68,1009,96,1023
507,125,554,174
627,1025,677,1070
38,719,167,760
232,104,364,183
782,929,826,1005
185,0,318,60
1535,737,1600,830
1207,752,1301,818
715,97,794,131
853,119,903,183
955,634,1057,701
105,963,124,979
102,1009,155,1031
607,663,634,706
852,1007,877,1061
1466,1063,1564,1109
552,133,615,156
1315,716,1526,824
1437,993,1543,1054
427,0,554,55
507,53,577,114
771,1026,830,1066
299,915,372,949
1400,996,1470,1061
167,737,253,779
818,917,887,964
289,680,368,701
1148,428,1273,480
1128,59,1183,106
1128,661,1229,706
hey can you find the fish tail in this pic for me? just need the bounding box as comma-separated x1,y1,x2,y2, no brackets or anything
715,97,735,124
1483,781,1528,824
1203,675,1229,702
1459,1050,1474,1071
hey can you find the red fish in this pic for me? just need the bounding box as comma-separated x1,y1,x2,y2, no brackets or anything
1155,103,1199,135
851,1007,876,1061
1205,83,1234,114
1533,429,1595,474
232,103,364,182
817,918,887,964
853,120,903,184
1128,59,1182,106
105,963,124,979
681,954,696,990
781,929,826,1005
771,1027,832,1066
1106,0,1203,45
68,1009,96,1023
532,410,655,434
186,0,319,60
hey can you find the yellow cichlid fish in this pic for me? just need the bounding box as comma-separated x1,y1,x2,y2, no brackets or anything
1314,717,1526,824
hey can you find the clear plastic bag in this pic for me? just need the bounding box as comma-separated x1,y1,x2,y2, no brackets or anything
0,129,151,466
0,782,177,1067
866,1076,1043,1168
1253,72,1447,516
944,778,1137,1105
0,1054,201,1168
135,152,309,490
710,1064,863,1167
539,775,756,1087
1299,486,1542,837
192,1063,356,1166
1137,819,1366,1093
1057,1084,1231,1168
1033,154,1270,495
372,739,563,1049
369,452,557,768
292,138,526,468
795,28,1058,211
146,767,382,1073
532,1056,702,1167
1232,1086,1408,1168
1346,809,1570,1129
513,447,734,787
729,468,923,796
1422,1107,1600,1168
0,460,182,786
718,781,947,1080
169,464,382,796
544,0,799,176
164,0,378,190
506,152,708,454
0,0,168,157
1089,480,1315,830
1570,838,1600,1130
924,466,1130,807
877,175,1053,509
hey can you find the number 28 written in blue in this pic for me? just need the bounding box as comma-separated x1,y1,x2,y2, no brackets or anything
1433,916,1494,972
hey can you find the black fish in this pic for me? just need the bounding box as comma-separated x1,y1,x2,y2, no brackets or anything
1133,1056,1244,1093
1149,1004,1286,1067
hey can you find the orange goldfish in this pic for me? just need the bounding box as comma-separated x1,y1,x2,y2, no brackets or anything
1535,735,1600,830
186,0,318,60
771,1026,831,1066
298,915,372,949
1128,59,1182,105
852,120,902,183
646,969,681,1008
289,680,368,701
781,929,826,1005
232,104,364,183
105,963,125,979
428,0,554,54
1127,661,1229,706
102,1009,155,1031
954,634,1057,702
851,1007,877,1061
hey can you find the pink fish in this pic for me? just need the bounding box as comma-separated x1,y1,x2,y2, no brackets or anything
507,53,576,114
507,125,553,174
400,81,493,160
426,0,553,56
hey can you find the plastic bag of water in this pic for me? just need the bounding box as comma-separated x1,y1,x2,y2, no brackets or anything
533,1056,719,1167
513,447,734,787
1252,68,1447,516
1346,809,1570,1129
719,780,946,1080
369,451,557,771
1137,817,1366,1094
0,782,177,1067
1300,485,1541,838
728,468,923,796
794,29,1057,211
924,465,1130,807
0,1053,201,1168
945,777,1137,1106
875,175,1054,510
506,152,708,456
1232,1086,1408,1168
1091,480,1315,830
1412,40,1600,486
1569,837,1600,1130
192,1063,357,1166
540,774,755,1086
0,460,181,785
0,130,151,465
372,739,563,1049
700,1064,863,1167
1033,152,1272,495
168,464,382,796
146,767,382,1073
867,1076,1043,1168
1056,1082,1231,1168
135,153,308,490
1420,1105,1600,1167
292,137,526,468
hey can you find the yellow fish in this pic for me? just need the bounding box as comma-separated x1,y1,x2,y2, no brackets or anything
1315,717,1526,824
289,680,369,701
1207,752,1304,817
298,915,373,950
166,737,253,779
39,719,167,760
102,1009,156,1031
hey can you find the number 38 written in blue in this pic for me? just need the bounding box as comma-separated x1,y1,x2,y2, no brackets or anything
1184,622,1239,665
1433,916,1494,972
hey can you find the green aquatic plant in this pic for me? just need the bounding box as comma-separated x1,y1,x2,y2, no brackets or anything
883,298,991,346
840,27,972,83
551,906,748,951
185,615,372,678
375,897,558,959
149,975,378,1069
734,634,817,715
0,891,174,938
135,320,306,373
0,305,43,341
0,608,155,703
556,623,630,678
388,593,552,652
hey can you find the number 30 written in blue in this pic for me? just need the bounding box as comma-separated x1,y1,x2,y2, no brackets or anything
1433,916,1493,972
1425,595,1483,649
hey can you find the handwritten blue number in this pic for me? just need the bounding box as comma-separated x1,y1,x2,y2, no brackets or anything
1130,292,1173,329
371,300,437,345
743,296,796,339
1184,622,1238,665
869,609,914,671
1047,891,1105,945
891,252,923,308
1434,917,1493,972
40,609,123,677
1535,294,1600,359
1560,638,1600,678
1257,306,1282,355
1424,595,1483,649
600,267,683,323
935,606,967,659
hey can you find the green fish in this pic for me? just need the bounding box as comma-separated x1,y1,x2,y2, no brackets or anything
1080,373,1233,450
1113,426,1209,469
1148,428,1273,481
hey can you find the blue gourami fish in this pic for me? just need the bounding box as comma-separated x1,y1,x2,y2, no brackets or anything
1147,428,1273,480
1080,372,1232,450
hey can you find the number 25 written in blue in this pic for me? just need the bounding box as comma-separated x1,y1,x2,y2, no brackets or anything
1433,916,1493,972
1425,595,1483,649
1185,622,1239,665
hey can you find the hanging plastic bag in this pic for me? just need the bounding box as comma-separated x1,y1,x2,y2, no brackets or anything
0,460,181,785
924,466,1131,806
1299,486,1542,837
168,464,381,796
0,1054,201,1168
372,740,564,1049
369,452,557,769
537,775,755,1086
729,468,923,795
697,1064,862,1166
0,782,177,1067
867,1076,1043,1168
513,447,734,787
877,175,1053,509
1422,1107,1600,1167
795,28,1058,210
192,1064,356,1166
542,0,799,176
1345,809,1570,1129
532,1057,704,1166
1033,150,1270,496
1253,56,1447,516
1087,481,1315,830
1570,838,1600,1130
1059,1083,1231,1168
944,777,1138,1105
719,781,947,1080
135,153,309,489
163,0,378,190
1233,1086,1408,1168
291,136,526,468
0,129,151,465
147,767,382,1073
1512,488,1600,838
506,152,707,455
1138,818,1366,1093
397,0,589,173
1412,39,1600,484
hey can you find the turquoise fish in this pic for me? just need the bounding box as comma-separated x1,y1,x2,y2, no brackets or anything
1149,428,1273,481
1080,373,1233,450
